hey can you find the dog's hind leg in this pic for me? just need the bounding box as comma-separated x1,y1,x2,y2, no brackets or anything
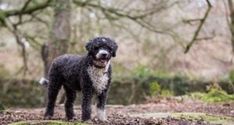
44,79,62,119
64,86,76,120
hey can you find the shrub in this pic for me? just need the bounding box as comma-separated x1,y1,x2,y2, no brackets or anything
201,88,234,102
0,101,4,112
149,81,161,96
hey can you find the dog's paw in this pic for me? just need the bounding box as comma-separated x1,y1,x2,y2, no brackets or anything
99,117,108,122
94,117,108,122
96,108,107,121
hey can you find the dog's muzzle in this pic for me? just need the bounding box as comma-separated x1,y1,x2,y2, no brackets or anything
94,49,110,68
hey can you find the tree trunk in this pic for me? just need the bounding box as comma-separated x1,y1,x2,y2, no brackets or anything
41,0,71,105
228,0,234,53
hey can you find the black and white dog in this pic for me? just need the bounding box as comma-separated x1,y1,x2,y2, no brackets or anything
39,37,118,121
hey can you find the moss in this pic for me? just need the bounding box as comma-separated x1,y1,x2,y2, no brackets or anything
9,120,87,125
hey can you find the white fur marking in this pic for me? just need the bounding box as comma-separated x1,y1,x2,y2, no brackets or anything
97,108,106,121
96,49,109,58
104,61,110,73
102,38,106,42
39,77,48,85
87,63,110,94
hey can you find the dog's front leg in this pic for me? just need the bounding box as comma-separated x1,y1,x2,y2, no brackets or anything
81,88,93,121
96,91,108,121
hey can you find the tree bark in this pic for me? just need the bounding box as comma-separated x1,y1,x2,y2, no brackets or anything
228,0,234,53
42,0,71,105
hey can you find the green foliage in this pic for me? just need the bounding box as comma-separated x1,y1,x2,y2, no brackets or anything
0,101,4,112
0,79,44,107
169,76,189,95
132,65,172,78
229,69,234,83
149,81,174,97
191,88,234,103
0,10,6,25
161,89,174,97
202,88,234,102
134,66,153,78
149,81,161,96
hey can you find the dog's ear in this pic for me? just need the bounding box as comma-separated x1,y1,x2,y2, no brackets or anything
111,40,118,57
85,40,93,52
85,40,95,56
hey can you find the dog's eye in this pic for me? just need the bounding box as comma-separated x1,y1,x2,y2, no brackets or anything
94,46,99,50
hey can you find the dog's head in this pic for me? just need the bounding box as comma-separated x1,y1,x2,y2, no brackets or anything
86,37,118,68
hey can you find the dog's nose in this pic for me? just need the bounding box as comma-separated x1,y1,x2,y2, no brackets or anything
101,53,107,57
101,53,108,58
97,49,110,59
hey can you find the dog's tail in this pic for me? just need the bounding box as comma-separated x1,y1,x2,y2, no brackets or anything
39,77,49,87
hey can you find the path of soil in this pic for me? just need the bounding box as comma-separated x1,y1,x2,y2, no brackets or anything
1,99,234,125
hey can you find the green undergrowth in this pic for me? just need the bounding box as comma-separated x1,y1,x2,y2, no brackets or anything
1,65,234,107
9,120,86,125
0,101,4,112
190,88,234,103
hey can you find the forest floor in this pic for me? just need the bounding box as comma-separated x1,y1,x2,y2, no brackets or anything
1,98,234,125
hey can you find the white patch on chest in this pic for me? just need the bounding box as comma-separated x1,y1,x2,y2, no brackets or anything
87,65,109,94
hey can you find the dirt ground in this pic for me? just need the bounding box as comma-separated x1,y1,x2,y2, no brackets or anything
1,99,234,125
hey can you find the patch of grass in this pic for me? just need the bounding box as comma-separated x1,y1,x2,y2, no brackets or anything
9,120,87,125
190,88,234,103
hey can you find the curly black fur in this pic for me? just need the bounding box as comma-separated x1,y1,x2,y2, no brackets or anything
43,37,117,121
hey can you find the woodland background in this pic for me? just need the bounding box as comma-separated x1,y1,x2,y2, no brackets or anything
0,0,234,108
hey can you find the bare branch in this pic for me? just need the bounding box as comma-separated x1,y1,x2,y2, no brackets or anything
73,0,176,21
3,0,52,17
195,36,215,41
182,18,203,25
184,0,212,53
4,18,28,75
